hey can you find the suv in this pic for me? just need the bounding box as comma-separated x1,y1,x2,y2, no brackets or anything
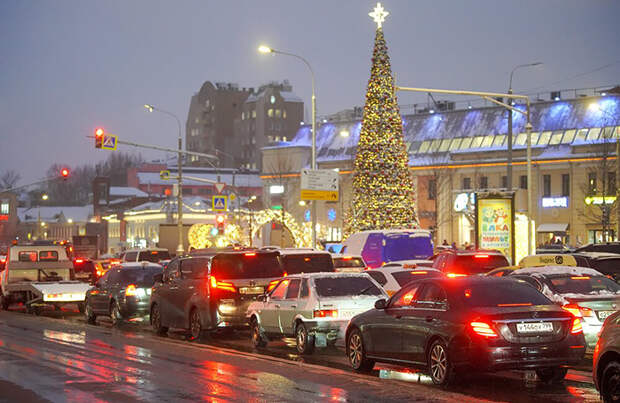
593,310,620,402
575,242,620,254
432,249,509,277
150,250,284,340
121,248,171,263
277,248,334,275
570,252,620,283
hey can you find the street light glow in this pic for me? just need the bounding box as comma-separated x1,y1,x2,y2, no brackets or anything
258,45,272,54
588,102,601,112
340,130,350,137
144,104,154,112
41,194,48,201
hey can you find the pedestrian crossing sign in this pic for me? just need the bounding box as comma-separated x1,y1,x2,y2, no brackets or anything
102,134,118,150
212,195,227,211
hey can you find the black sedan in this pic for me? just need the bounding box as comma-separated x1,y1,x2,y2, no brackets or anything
345,276,586,386
84,263,162,326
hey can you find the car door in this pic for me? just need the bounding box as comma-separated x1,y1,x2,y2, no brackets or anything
278,278,301,335
90,270,111,314
157,258,180,327
401,282,449,364
367,282,421,360
262,280,288,334
176,258,202,328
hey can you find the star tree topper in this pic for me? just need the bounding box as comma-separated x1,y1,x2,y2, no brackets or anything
369,2,389,29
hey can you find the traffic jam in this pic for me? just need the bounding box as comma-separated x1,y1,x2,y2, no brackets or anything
1,230,619,401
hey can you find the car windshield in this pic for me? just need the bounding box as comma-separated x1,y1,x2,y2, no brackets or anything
118,268,162,286
460,281,552,307
137,250,170,263
211,253,283,279
314,276,383,297
547,275,620,295
452,254,509,275
384,233,433,261
333,257,365,268
391,270,441,287
281,253,334,274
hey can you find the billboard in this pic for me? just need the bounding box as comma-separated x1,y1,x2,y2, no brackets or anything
475,194,515,264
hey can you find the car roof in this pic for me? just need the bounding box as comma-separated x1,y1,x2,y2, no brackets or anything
438,249,505,256
331,254,363,259
374,266,442,274
512,265,604,277
283,272,371,279
118,262,163,269
124,248,168,252
571,251,620,259
277,248,331,255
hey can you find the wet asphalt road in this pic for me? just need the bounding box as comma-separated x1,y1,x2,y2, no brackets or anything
0,307,603,402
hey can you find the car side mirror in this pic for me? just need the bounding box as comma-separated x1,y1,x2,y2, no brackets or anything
374,298,387,309
154,273,163,284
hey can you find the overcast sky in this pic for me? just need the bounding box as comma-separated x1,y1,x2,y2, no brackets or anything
1,0,619,184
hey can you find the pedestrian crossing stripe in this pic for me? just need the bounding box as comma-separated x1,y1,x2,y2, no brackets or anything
212,195,227,211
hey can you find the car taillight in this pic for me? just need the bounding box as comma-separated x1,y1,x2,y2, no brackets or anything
125,284,137,296
75,258,84,263
474,254,489,259
570,318,583,334
209,276,236,292
447,273,466,278
313,309,338,318
470,321,498,338
244,252,256,257
562,303,594,318
410,270,428,275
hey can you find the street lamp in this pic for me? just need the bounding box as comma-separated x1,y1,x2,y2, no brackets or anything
507,62,542,191
41,194,48,201
258,44,318,248
144,104,185,255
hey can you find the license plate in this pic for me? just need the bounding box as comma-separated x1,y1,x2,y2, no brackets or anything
516,322,553,333
239,286,264,295
598,311,614,320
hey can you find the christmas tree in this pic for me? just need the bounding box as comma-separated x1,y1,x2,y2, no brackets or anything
344,3,418,236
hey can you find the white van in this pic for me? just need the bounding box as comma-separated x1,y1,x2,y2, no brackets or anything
341,229,434,269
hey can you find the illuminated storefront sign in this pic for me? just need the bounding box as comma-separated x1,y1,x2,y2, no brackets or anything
476,195,514,264
542,197,568,208
585,196,616,205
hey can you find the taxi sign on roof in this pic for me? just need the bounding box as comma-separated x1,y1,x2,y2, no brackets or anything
518,254,577,268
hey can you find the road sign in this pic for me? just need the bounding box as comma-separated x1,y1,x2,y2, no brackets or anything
102,134,118,150
300,169,339,201
160,170,170,180
229,193,236,202
212,195,227,211
215,182,226,194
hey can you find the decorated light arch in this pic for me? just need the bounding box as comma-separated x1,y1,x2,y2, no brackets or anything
248,209,308,247
187,223,244,249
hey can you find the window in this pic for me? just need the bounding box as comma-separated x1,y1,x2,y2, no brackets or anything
391,284,421,307
252,110,256,118
481,135,494,148
589,173,597,194
270,280,288,300
470,136,484,149
283,109,287,119
575,129,588,142
462,177,471,190
275,109,282,118
428,179,437,200
241,112,246,120
587,128,601,141
609,172,616,195
515,132,527,146
429,139,441,153
300,279,309,298
366,271,387,286
520,175,528,189
479,176,488,189
267,108,273,117
538,131,552,146
562,174,570,196
415,284,448,310
550,131,564,145
438,139,451,152
314,276,383,297
418,141,431,153
285,279,301,299
562,129,576,144
501,176,508,189
460,137,473,150
0,201,8,215
282,136,287,141
492,135,506,147
449,138,462,150
529,132,539,145
543,175,551,197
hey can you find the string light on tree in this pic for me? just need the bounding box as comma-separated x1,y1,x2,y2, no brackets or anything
344,2,418,236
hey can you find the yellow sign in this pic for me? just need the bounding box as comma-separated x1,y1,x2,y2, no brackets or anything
477,197,513,263
519,254,577,267
300,189,339,201
585,196,616,205
160,170,170,180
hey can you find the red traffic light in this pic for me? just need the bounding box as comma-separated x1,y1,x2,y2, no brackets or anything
60,168,70,179
95,127,104,148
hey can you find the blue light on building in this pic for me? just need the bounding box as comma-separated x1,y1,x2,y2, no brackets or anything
327,208,337,222
304,209,311,222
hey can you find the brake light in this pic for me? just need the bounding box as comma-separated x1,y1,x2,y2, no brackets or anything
570,276,590,280
570,318,583,334
464,289,472,298
304,257,311,262
209,276,236,292
75,258,84,263
474,254,489,259
470,321,498,338
244,252,256,257
447,273,466,278
151,251,158,255
411,271,428,275
313,309,338,318
562,303,594,318
125,284,137,296
283,272,288,277
497,303,532,307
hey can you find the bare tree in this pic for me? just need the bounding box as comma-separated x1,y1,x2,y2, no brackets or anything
265,153,296,247
0,170,21,190
419,154,453,244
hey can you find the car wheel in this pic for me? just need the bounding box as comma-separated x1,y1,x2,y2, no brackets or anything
84,300,97,325
536,367,568,384
188,308,206,342
110,301,123,326
151,304,168,336
295,322,315,355
251,318,267,348
428,339,455,386
347,328,375,372
601,361,620,402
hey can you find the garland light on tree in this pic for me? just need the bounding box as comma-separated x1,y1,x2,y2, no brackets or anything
344,2,418,236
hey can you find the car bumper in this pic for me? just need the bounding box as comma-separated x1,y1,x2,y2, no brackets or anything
215,300,254,328
119,298,151,318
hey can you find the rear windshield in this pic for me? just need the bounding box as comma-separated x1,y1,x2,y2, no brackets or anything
138,250,170,262
333,257,365,268
17,251,59,262
460,281,552,307
118,267,162,286
212,253,283,279
384,233,433,261
547,275,620,295
452,254,509,275
314,276,383,298
392,270,441,287
281,254,334,274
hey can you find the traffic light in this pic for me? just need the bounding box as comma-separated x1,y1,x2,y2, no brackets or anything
216,214,225,235
60,168,70,180
95,127,104,148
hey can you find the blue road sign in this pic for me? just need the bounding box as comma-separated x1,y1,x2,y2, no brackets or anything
212,195,227,211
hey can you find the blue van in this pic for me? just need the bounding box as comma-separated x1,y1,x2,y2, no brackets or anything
341,230,434,268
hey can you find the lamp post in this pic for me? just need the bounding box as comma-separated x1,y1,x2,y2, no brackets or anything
258,45,317,249
144,104,185,255
507,62,542,191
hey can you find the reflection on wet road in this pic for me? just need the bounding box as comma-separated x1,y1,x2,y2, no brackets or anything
0,310,602,402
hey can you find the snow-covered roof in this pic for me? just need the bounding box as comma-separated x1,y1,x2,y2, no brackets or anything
136,172,262,188
127,196,212,214
18,206,93,223
110,186,149,198
514,265,603,277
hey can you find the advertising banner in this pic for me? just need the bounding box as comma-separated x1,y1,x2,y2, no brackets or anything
476,195,515,264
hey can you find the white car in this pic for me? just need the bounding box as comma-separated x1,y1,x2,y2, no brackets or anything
365,266,444,296
382,259,434,269
246,272,387,354
331,254,366,272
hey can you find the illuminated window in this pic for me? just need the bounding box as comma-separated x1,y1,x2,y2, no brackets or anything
588,173,597,193
283,109,287,119
460,137,473,150
549,131,564,145
529,132,540,145
449,138,462,150
587,128,601,141
470,136,484,149
481,135,494,148
562,129,576,144
418,141,431,153
429,139,441,153
275,109,282,118
515,132,527,146
241,112,246,120
252,110,256,118
267,109,274,117
0,201,8,215
602,126,615,140
615,126,620,139
438,139,451,152
538,131,552,146
492,135,506,147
